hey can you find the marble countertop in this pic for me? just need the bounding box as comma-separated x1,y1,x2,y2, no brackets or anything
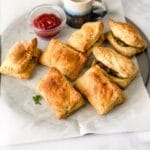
1,0,150,150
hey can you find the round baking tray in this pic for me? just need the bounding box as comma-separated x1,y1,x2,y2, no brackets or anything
125,18,150,90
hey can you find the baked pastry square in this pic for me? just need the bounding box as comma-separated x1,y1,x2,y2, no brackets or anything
0,38,41,79
106,19,147,57
68,22,104,53
37,67,85,119
75,65,125,115
39,39,88,80
92,47,138,88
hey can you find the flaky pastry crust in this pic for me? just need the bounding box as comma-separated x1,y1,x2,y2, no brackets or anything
68,22,104,52
37,67,85,119
75,65,125,115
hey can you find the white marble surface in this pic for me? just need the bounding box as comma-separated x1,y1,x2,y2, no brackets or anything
1,0,150,149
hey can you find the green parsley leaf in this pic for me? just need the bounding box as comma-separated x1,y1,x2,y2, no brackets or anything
33,95,42,105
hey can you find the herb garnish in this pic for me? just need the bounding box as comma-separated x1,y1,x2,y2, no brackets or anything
33,95,42,105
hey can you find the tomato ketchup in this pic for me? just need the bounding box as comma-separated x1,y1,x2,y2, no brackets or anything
33,13,62,38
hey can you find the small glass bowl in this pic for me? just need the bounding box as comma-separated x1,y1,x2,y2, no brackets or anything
28,4,66,39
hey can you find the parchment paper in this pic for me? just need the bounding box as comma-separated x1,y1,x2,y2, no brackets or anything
0,0,150,146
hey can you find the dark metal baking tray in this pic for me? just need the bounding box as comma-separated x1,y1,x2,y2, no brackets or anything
126,18,150,95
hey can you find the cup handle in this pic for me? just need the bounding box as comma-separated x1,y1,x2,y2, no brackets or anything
91,0,108,21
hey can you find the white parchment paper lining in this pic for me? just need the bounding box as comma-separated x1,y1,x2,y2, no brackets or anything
0,0,150,145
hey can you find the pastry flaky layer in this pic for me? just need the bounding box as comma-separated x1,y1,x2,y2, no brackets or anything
106,19,147,57
67,22,104,53
0,38,41,79
75,65,126,115
37,67,85,119
39,39,88,80
92,47,138,88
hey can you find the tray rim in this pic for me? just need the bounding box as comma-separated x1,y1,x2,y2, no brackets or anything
125,17,150,87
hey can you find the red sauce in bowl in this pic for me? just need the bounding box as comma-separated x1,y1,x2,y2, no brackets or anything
33,13,62,38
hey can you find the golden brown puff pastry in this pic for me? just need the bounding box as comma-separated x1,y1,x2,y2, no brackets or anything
106,32,143,57
0,38,41,79
39,39,88,80
83,34,105,58
75,65,125,115
37,67,85,119
92,59,137,89
92,47,138,88
93,34,105,47
106,19,147,57
67,22,104,53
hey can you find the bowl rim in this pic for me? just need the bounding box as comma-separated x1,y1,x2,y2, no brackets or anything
28,4,66,32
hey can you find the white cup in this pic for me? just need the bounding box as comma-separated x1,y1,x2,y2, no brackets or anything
62,0,107,28
64,0,93,16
